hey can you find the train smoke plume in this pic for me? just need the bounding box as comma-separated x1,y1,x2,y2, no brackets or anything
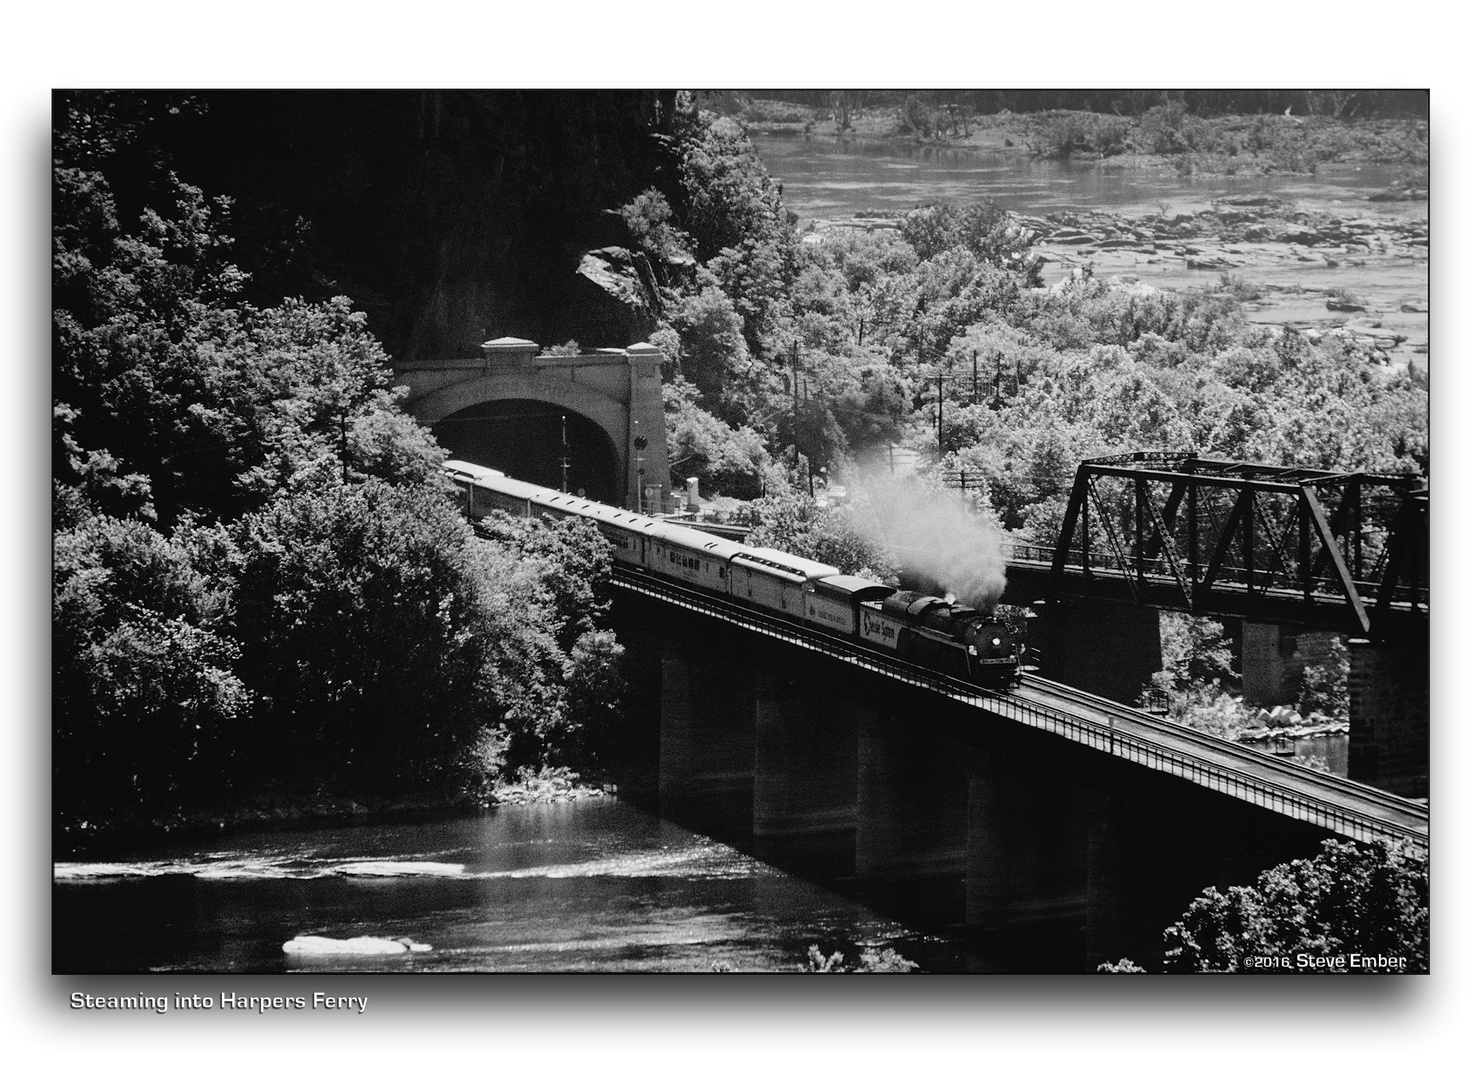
848,472,1008,610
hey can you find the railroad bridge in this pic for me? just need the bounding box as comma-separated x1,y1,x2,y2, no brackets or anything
433,408,1429,967
607,568,1427,973
997,452,1428,798
395,338,672,513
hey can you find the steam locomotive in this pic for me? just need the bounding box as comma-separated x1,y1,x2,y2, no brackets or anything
444,460,1024,689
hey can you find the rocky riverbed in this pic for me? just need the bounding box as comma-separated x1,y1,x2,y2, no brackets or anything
809,192,1429,369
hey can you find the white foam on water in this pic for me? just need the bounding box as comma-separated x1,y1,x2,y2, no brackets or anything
470,845,768,881
57,854,471,882
335,860,466,878
283,934,433,956
53,862,175,881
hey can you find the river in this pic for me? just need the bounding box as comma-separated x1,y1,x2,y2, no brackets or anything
752,134,1429,368
752,134,1420,220
53,799,976,973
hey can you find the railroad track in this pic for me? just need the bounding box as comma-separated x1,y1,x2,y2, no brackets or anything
608,567,1429,850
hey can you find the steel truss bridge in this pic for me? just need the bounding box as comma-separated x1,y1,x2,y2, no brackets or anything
611,566,1428,851
1003,452,1428,638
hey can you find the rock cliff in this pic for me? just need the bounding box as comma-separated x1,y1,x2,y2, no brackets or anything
169,90,682,360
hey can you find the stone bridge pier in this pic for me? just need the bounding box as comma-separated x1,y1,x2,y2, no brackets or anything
1348,632,1429,798
752,661,863,877
657,636,756,842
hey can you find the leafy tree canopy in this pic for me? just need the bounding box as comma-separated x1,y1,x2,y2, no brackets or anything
1162,840,1429,973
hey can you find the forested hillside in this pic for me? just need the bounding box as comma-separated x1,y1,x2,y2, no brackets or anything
52,92,627,835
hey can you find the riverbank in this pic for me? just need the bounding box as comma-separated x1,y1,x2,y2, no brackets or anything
1026,194,1429,368
54,769,611,856
726,97,1428,182
54,791,477,857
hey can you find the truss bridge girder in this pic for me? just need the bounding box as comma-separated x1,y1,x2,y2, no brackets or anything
1047,452,1427,637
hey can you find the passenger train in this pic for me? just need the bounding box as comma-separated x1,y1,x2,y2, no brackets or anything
444,460,1024,689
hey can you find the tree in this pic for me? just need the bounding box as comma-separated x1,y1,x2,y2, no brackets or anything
53,514,249,822
669,285,751,407
734,490,895,580
619,187,695,267
676,112,792,261
53,156,247,524
663,380,779,500
54,90,444,529
1162,840,1428,973
901,201,1036,271
1153,613,1238,693
228,480,569,795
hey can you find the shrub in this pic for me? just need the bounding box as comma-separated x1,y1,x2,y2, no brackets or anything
1162,840,1429,973
799,944,919,972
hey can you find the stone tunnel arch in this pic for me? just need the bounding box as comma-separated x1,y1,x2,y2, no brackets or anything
396,340,670,513
431,398,623,505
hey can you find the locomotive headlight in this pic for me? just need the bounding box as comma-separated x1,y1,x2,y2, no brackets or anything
991,637,1001,647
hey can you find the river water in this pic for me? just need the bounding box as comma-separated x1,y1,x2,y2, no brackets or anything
752,134,1419,221
53,799,971,973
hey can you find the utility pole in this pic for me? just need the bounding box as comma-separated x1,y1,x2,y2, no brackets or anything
803,374,815,496
972,349,979,405
791,341,800,471
937,370,945,455
992,351,1003,410
633,428,647,514
560,413,569,493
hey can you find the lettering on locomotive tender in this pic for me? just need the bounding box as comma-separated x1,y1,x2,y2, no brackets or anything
810,602,848,629
861,610,896,644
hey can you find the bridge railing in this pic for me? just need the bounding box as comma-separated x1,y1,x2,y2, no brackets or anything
978,682,1425,849
610,568,1427,850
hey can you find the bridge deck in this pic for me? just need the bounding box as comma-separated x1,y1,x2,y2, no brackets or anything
611,567,1428,850
1002,550,1427,634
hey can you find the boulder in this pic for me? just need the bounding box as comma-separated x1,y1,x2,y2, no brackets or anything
1218,194,1285,208
573,246,662,345
1268,705,1302,728
1281,228,1323,246
1047,231,1099,245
